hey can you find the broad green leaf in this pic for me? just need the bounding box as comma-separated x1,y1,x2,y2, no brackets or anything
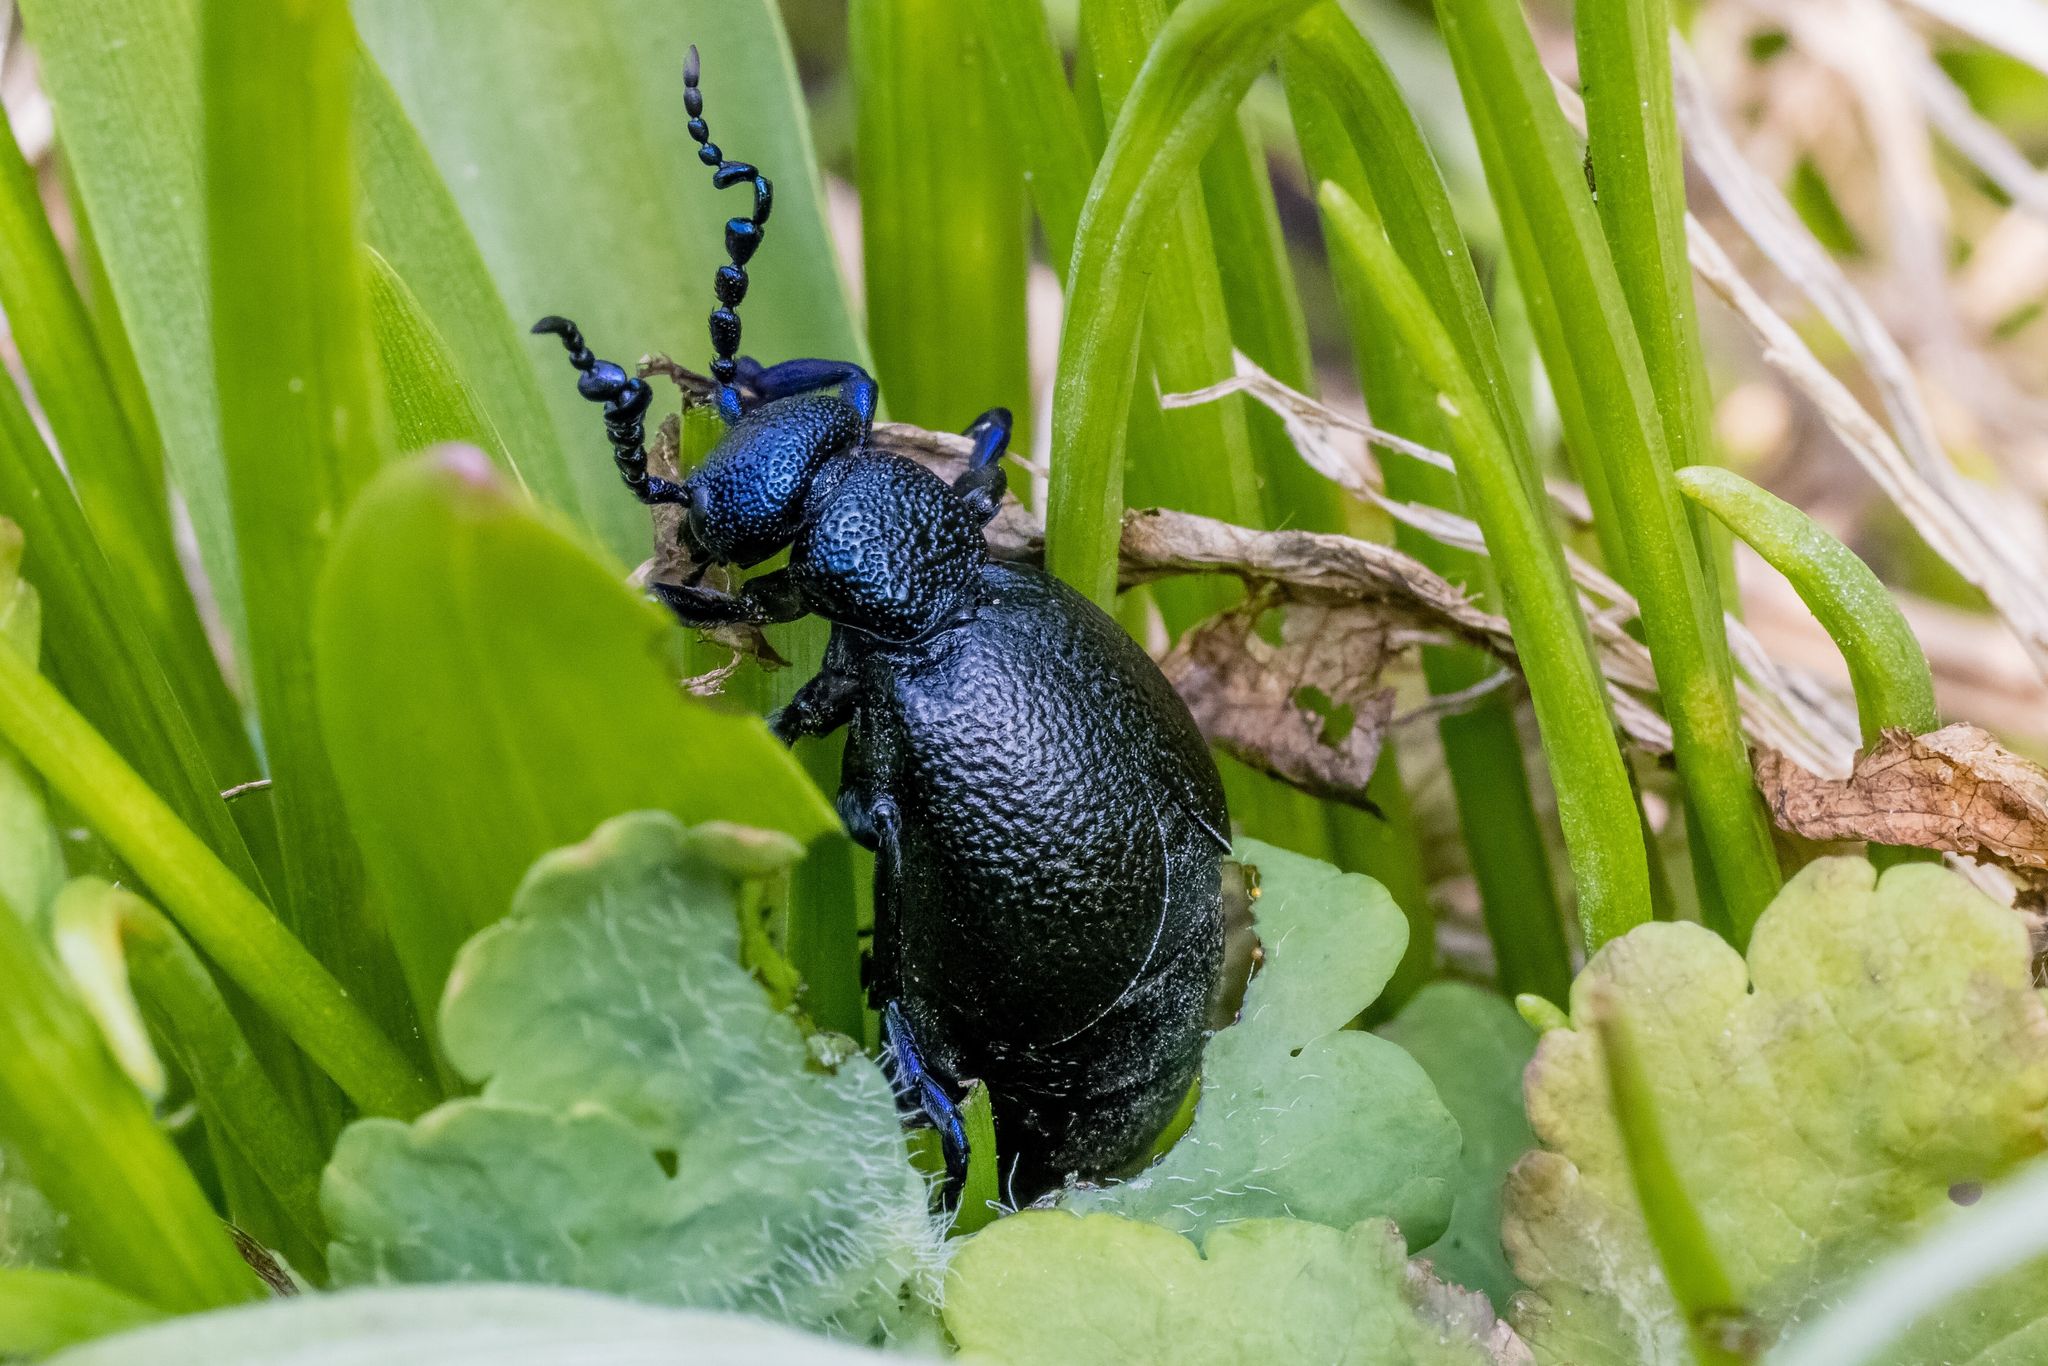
0,1148,63,1270
944,1213,1525,1365
1380,983,1538,1310
0,1268,162,1359
354,0,864,564
314,450,835,1017
45,1284,884,1366
324,811,932,1340
1064,839,1459,1250
1504,857,2048,1363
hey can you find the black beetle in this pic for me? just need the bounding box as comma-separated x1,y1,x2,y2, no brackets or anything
534,47,1228,1201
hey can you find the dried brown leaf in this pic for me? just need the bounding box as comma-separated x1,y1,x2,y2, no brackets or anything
1160,597,1397,810
1756,724,2048,894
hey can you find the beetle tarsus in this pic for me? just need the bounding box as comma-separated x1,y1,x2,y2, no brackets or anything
883,1000,969,1193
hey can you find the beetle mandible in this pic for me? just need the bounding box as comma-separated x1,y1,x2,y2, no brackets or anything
534,46,1229,1201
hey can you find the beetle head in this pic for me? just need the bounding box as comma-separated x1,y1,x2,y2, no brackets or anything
677,394,866,567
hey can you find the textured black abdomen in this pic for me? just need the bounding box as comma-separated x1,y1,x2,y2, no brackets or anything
847,562,1227,1188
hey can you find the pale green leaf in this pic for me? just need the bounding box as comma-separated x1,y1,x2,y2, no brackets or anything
944,1212,1527,1366
324,811,933,1341
1063,839,1459,1250
1504,857,2048,1363
1380,983,1538,1310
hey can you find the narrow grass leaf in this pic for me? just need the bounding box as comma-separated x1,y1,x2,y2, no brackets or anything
205,0,407,1041
0,644,436,1120
365,248,506,459
1432,0,1781,940
1284,13,1571,1001
1318,182,1650,947
1044,0,1321,606
0,104,252,793
851,0,1030,437
0,881,256,1312
0,1269,164,1359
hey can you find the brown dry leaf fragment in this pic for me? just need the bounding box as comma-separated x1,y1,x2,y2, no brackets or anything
1161,598,1398,810
1756,723,2048,891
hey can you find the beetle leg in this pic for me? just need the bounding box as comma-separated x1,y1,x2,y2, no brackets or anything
733,357,879,427
950,407,1013,528
650,566,807,628
882,999,969,1189
771,666,858,744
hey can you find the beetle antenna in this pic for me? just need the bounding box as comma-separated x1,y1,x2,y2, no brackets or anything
683,44,773,425
530,314,655,494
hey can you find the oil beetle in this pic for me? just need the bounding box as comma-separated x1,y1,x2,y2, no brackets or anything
534,47,1229,1201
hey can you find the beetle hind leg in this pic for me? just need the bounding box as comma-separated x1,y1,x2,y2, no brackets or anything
882,1000,969,1191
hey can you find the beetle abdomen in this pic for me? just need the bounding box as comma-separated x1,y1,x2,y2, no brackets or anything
851,562,1228,1189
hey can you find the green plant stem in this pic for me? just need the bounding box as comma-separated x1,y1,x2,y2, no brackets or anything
1044,0,1320,607
1678,467,1940,868
950,1082,1003,1237
1590,993,1749,1366
1284,16,1572,1000
1319,182,1650,949
0,1269,165,1357
1433,0,1781,943
53,879,330,1269
0,887,256,1312
1576,0,1739,612
0,642,435,1119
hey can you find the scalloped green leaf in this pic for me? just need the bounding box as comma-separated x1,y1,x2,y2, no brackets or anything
1062,839,1459,1250
1380,983,1538,1310
323,811,933,1341
943,1212,1527,1365
1504,857,2048,1363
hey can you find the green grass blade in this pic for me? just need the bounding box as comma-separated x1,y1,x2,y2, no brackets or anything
1044,0,1320,606
1576,0,1738,608
205,0,407,1042
355,0,864,565
1199,111,1342,535
958,0,1096,277
20,0,251,655
1318,182,1650,948
0,886,256,1312
366,248,508,459
0,1269,164,1358
851,0,1031,436
1589,993,1748,1366
0,369,266,894
51,879,331,1270
315,450,837,1030
0,106,254,800
1433,0,1781,942
1282,7,1572,994
354,61,580,516
0,644,436,1120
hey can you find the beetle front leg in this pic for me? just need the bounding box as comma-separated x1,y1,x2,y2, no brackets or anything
771,668,857,744
732,356,879,426
650,566,807,628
